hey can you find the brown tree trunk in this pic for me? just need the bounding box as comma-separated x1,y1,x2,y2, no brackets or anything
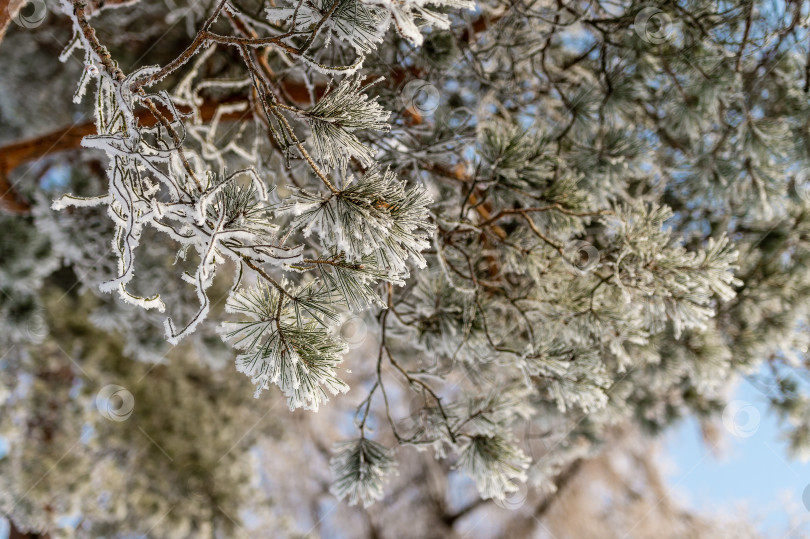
8,518,49,539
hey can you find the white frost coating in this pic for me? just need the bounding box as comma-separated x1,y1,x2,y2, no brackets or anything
58,31,81,63
360,0,475,45
72,52,97,103
268,0,389,55
306,76,390,168
55,0,438,416
281,166,434,279
300,54,366,76
195,168,268,225
218,280,350,410
165,272,211,344
115,284,167,312
51,194,112,210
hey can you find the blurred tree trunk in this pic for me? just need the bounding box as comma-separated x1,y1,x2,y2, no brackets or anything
8,519,48,539
0,0,25,43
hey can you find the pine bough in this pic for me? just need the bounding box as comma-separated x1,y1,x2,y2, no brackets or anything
50,0,744,508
